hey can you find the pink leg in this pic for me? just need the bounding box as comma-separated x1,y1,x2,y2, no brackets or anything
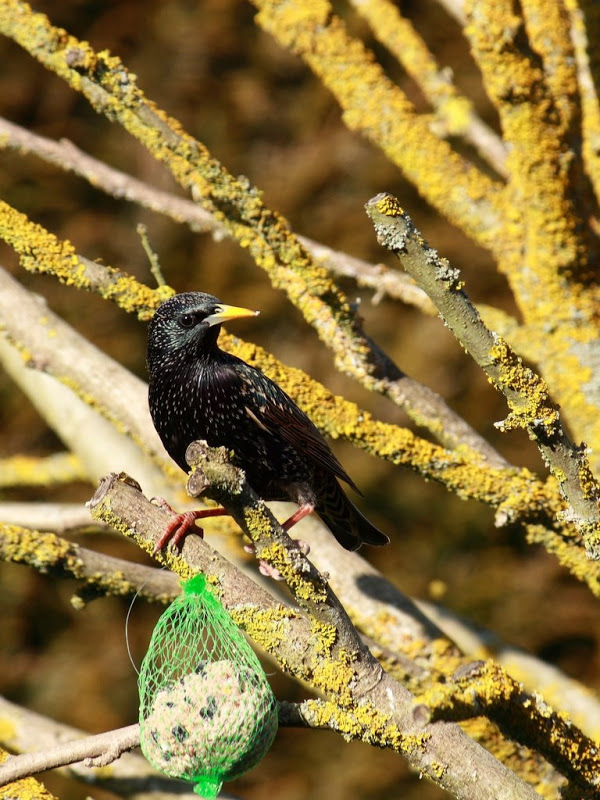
153,504,227,553
282,503,314,531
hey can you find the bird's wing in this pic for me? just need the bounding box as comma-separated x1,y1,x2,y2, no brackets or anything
238,367,361,493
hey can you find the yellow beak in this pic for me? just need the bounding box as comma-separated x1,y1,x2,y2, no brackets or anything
204,303,259,327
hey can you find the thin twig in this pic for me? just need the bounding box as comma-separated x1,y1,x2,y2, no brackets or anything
0,696,201,798
0,725,140,787
136,223,166,287
0,116,434,312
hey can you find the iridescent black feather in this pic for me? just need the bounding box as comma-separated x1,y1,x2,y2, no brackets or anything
147,292,389,550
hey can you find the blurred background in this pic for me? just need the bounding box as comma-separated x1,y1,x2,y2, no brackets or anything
1,1,598,798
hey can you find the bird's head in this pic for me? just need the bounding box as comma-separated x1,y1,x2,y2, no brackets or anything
147,292,258,372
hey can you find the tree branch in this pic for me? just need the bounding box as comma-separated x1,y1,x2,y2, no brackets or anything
365,192,600,558
5,266,600,593
250,0,508,251
0,725,140,787
415,661,600,796
347,0,508,177
0,453,86,488
0,696,201,798
88,470,539,800
0,502,109,534
464,0,600,458
0,5,507,462
0,115,435,314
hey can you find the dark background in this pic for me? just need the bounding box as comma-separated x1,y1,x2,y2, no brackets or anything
1,2,598,798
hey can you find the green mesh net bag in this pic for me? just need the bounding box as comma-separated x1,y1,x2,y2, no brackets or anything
138,574,278,798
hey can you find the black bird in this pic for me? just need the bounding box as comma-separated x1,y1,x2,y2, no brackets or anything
147,292,389,551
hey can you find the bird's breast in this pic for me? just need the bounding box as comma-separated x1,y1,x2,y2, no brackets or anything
149,360,257,472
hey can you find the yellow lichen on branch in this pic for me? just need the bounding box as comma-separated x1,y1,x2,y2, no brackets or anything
349,0,473,135
565,0,600,203
465,0,587,295
366,192,600,560
416,660,600,794
465,0,600,460
0,2,358,354
520,0,579,130
301,697,430,752
0,453,86,488
0,188,560,529
0,200,171,317
1,181,597,583
0,1,516,464
252,0,507,251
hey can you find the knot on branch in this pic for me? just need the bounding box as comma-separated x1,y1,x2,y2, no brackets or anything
185,440,246,501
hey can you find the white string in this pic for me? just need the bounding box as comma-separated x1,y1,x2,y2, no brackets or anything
125,568,167,675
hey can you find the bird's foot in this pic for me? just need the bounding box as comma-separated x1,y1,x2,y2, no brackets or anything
291,538,311,556
243,543,283,579
150,498,227,553
258,560,285,581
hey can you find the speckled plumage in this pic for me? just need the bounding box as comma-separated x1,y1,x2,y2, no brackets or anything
147,292,389,550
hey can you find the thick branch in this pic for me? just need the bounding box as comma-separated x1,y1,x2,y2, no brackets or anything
88,471,539,800
415,661,600,796
184,439,382,687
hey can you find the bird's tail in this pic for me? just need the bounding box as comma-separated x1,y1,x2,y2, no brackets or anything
316,476,389,551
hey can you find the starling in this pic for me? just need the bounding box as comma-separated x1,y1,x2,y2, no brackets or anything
147,292,389,551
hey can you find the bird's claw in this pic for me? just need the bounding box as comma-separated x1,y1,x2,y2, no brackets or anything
244,544,285,579
258,560,285,580
245,535,310,581
151,498,227,553
154,510,205,553
291,538,310,556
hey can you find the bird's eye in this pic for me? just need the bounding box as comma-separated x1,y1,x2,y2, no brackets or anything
180,313,196,329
